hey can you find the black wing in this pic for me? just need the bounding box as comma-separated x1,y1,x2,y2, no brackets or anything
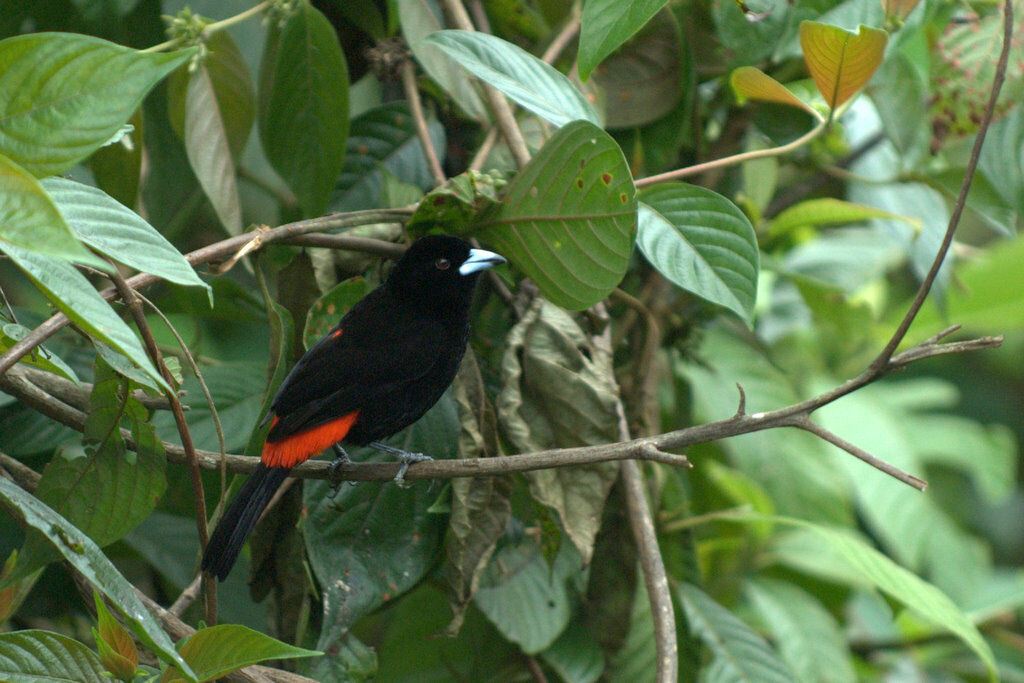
266,304,446,441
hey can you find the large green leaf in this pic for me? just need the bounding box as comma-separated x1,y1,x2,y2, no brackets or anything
676,582,795,682
0,478,195,681
0,154,105,267
329,102,446,212
16,358,166,578
676,326,853,524
182,64,242,234
764,517,998,679
168,625,320,681
259,1,348,217
744,578,856,683
0,630,107,683
478,120,636,310
0,244,169,391
0,33,193,177
473,536,578,654
41,177,210,295
422,30,598,128
578,0,670,81
307,393,459,651
638,183,759,325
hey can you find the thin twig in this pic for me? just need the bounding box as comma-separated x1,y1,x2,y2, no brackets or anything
540,7,581,64
168,572,204,617
635,116,828,188
104,263,217,626
869,0,1013,373
441,0,531,168
400,60,446,186
597,300,678,683
785,415,927,490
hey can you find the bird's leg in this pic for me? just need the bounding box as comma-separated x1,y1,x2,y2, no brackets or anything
328,443,358,494
369,441,433,488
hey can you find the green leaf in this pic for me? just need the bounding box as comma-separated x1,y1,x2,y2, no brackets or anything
303,277,368,349
153,361,265,454
93,591,138,680
168,625,320,681
578,0,669,81
638,183,759,325
330,101,446,212
0,33,193,177
540,618,604,683
607,577,657,681
799,22,888,109
761,516,998,679
676,582,795,682
398,0,488,121
478,120,636,310
422,30,600,127
407,170,507,235
0,630,107,683
497,299,621,563
769,197,919,237
16,358,166,577
0,244,169,391
308,393,459,651
0,323,78,382
183,64,242,234
730,66,817,114
675,327,853,524
41,177,210,295
473,536,577,654
744,578,856,683
168,31,254,160
0,154,108,267
0,479,196,681
259,1,349,217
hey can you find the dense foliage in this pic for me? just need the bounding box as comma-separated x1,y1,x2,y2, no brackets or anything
0,0,1021,680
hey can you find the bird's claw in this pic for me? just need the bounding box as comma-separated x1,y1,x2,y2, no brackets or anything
328,444,358,496
393,451,432,488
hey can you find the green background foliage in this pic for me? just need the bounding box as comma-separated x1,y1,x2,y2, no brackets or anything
0,0,1021,680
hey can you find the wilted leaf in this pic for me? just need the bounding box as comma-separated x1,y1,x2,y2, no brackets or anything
407,170,507,235
497,299,621,562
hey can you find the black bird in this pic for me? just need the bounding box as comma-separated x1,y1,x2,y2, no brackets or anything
201,235,505,581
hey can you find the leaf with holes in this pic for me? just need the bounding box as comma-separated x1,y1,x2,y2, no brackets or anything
638,183,758,325
422,30,599,128
730,66,817,114
0,33,193,177
478,120,636,310
800,22,888,110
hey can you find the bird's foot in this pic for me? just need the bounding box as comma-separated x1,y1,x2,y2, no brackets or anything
369,441,433,488
328,444,358,495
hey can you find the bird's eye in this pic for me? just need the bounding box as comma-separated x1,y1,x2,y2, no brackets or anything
435,258,451,270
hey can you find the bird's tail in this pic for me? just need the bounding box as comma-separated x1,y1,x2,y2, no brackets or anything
201,463,290,581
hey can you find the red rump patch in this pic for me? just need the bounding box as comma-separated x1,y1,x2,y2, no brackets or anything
261,411,360,468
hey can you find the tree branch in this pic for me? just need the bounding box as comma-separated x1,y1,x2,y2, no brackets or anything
400,59,447,186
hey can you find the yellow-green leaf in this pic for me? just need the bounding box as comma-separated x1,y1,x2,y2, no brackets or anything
799,22,888,109
730,66,817,115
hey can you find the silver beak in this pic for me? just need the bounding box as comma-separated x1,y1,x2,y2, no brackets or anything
459,248,506,275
